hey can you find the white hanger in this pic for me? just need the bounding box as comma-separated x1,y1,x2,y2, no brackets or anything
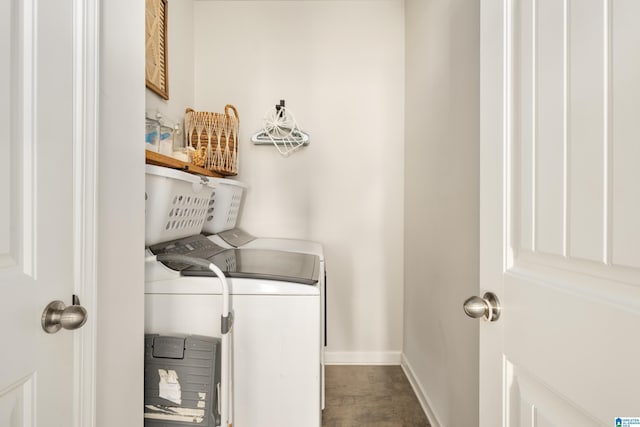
251,100,310,155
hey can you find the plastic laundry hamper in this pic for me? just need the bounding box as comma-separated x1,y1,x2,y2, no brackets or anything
202,178,247,234
144,334,221,427
145,165,215,246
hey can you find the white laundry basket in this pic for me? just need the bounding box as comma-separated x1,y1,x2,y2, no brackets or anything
145,165,215,246
202,178,247,234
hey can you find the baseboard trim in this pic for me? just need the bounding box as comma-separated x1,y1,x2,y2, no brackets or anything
324,351,402,365
401,354,443,427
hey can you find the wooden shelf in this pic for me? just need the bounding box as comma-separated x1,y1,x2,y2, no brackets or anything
145,150,223,177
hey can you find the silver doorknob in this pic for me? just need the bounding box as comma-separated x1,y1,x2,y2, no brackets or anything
463,292,501,322
42,296,88,334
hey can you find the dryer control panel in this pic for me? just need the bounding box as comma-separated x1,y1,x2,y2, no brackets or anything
149,234,226,271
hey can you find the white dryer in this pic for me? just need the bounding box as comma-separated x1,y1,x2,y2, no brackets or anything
207,228,328,408
200,177,328,409
145,234,322,427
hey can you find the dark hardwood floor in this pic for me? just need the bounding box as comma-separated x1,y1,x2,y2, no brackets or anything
322,366,431,427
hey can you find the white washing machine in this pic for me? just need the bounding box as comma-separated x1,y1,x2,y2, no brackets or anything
207,228,328,408
145,234,322,427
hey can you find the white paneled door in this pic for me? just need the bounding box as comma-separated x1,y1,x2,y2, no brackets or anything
479,0,640,425
0,0,96,426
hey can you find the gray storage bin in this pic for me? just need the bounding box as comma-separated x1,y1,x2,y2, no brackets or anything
144,334,221,426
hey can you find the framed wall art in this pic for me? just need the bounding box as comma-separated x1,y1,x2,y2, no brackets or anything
145,0,169,99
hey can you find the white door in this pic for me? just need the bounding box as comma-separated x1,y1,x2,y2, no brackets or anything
0,0,96,425
477,0,640,425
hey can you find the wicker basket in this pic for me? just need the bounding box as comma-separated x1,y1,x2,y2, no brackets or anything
185,105,239,176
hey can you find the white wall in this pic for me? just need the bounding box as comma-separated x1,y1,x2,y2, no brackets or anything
193,0,405,361
145,0,195,124
403,0,479,426
98,0,146,424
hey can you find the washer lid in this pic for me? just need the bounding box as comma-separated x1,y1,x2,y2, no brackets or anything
181,249,320,285
149,234,320,286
